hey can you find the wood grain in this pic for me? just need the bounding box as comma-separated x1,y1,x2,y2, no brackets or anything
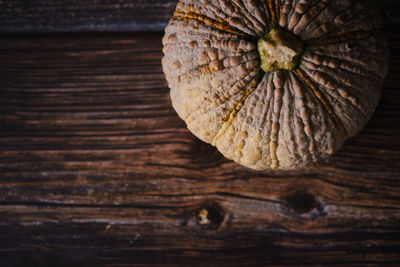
0,0,399,33
0,31,400,266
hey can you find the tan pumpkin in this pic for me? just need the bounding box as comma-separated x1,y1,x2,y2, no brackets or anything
162,0,389,170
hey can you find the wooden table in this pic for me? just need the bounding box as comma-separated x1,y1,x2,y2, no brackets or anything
1,1,400,266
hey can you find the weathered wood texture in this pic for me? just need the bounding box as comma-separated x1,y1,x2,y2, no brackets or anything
0,30,400,266
0,0,399,33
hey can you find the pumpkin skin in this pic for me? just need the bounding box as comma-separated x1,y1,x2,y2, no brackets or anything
162,0,389,170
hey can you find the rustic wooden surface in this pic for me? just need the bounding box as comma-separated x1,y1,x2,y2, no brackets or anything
1,0,400,263
0,28,399,266
0,0,400,33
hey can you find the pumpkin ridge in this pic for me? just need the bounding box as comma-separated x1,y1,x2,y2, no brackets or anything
306,44,384,75
301,56,379,94
311,0,384,42
203,0,259,35
242,73,277,169
293,0,336,36
165,23,242,41
173,9,246,37
269,71,285,169
284,73,302,162
207,0,263,35
299,58,370,115
328,0,359,29
264,73,276,167
174,50,258,84
286,0,316,32
278,0,288,28
302,0,358,40
181,66,260,128
230,0,266,35
191,65,259,122
307,29,378,45
258,0,273,30
223,66,260,101
164,35,257,53
267,0,277,26
275,0,283,25
188,66,259,124
301,51,383,81
288,72,317,161
255,74,273,152
220,72,261,122
295,68,348,137
212,75,261,146
299,64,368,119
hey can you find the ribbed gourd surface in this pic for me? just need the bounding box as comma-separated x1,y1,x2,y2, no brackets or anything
162,0,389,170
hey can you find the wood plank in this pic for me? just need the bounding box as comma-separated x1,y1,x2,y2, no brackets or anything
0,31,400,265
0,0,399,33
0,0,176,33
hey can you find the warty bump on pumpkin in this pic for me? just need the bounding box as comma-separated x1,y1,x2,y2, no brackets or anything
162,0,389,170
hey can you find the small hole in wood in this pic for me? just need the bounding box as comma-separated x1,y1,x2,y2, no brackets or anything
345,42,354,51
284,191,317,214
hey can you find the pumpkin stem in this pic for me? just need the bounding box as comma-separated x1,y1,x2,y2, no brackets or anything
258,27,303,73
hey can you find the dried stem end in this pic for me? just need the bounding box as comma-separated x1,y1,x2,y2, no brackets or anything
258,27,304,73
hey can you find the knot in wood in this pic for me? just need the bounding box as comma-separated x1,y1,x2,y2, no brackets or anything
196,202,224,230
284,191,316,214
258,27,303,73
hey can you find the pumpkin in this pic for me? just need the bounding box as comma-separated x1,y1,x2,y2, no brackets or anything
162,0,389,170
